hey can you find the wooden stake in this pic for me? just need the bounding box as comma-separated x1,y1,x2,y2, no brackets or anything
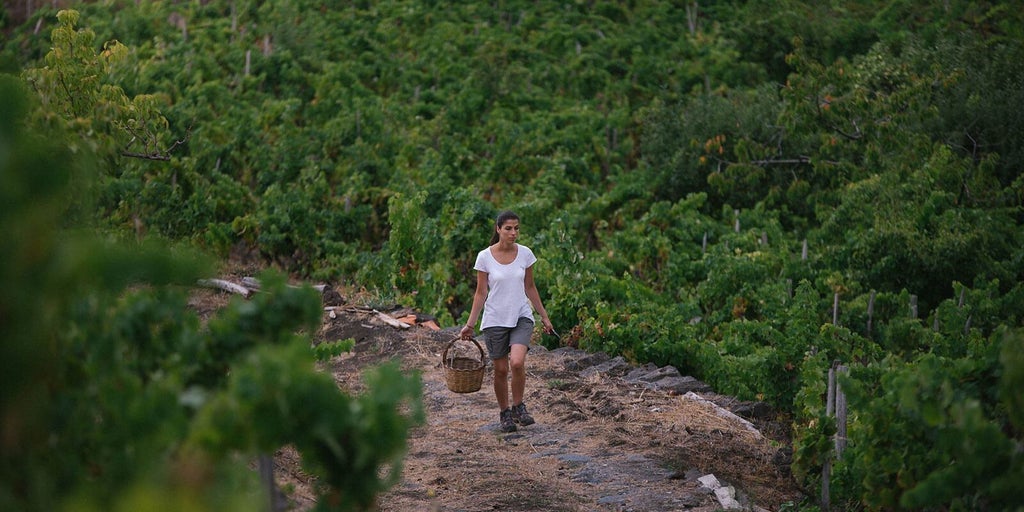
867,290,876,336
834,365,848,458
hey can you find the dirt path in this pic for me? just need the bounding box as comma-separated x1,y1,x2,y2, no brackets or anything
282,307,804,512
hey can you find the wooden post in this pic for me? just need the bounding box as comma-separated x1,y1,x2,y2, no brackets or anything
910,295,918,319
822,363,849,511
834,365,848,458
832,293,840,325
801,239,808,261
823,366,836,511
866,290,876,336
761,231,768,246
958,287,966,308
827,367,836,416
244,49,251,76
734,210,740,232
702,232,707,254
259,454,286,512
686,1,699,34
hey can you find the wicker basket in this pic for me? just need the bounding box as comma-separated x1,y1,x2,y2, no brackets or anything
442,337,486,393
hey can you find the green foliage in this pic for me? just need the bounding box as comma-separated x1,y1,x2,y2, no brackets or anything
5,3,1024,509
0,68,422,512
313,339,356,362
1000,330,1024,433
838,343,1022,510
191,346,423,512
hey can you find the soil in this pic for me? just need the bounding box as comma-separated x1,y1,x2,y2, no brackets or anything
189,280,805,512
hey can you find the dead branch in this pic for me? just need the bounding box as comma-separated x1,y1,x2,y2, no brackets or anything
197,278,252,297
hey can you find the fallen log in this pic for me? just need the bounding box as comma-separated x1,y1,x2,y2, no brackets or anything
373,310,410,329
242,276,327,293
198,278,252,298
322,305,418,330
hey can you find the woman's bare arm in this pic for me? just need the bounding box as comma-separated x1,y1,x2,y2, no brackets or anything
524,267,553,333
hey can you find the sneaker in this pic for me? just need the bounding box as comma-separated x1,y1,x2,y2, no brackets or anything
499,408,517,432
512,402,535,426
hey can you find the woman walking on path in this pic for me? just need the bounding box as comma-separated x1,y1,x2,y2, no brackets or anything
461,211,554,432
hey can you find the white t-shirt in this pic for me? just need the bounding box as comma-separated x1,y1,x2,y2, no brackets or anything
474,244,537,329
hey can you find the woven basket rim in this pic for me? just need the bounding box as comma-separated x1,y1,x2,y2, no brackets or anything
442,337,485,393
442,336,485,370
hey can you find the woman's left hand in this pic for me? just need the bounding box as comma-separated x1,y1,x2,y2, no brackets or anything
541,317,554,334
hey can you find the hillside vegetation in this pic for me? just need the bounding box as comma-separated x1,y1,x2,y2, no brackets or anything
2,1,1023,510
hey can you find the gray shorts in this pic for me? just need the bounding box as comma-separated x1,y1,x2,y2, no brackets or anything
482,317,534,360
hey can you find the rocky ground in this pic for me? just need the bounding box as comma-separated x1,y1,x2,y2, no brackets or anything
191,279,804,511
297,305,800,511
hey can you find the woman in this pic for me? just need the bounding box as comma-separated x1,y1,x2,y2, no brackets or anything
460,211,554,432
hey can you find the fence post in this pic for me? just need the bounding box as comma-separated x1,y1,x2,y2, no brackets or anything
702,231,708,254
801,239,808,261
259,454,286,512
866,290,876,336
910,294,918,319
834,365,848,458
823,363,849,511
822,366,836,511
832,293,840,325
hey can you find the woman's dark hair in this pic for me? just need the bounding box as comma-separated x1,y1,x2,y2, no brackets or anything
490,210,519,244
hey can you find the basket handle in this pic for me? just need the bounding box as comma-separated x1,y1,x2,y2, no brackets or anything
443,336,486,365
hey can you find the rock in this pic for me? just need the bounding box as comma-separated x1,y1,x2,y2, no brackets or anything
579,356,631,378
623,364,711,394
563,352,611,371
732,400,773,419
321,287,345,307
624,362,659,380
698,474,721,489
714,486,743,510
627,365,682,383
649,375,711,394
699,473,743,510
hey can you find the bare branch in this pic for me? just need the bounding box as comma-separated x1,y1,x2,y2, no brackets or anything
830,120,863,141
120,121,192,162
749,156,813,166
120,151,172,161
